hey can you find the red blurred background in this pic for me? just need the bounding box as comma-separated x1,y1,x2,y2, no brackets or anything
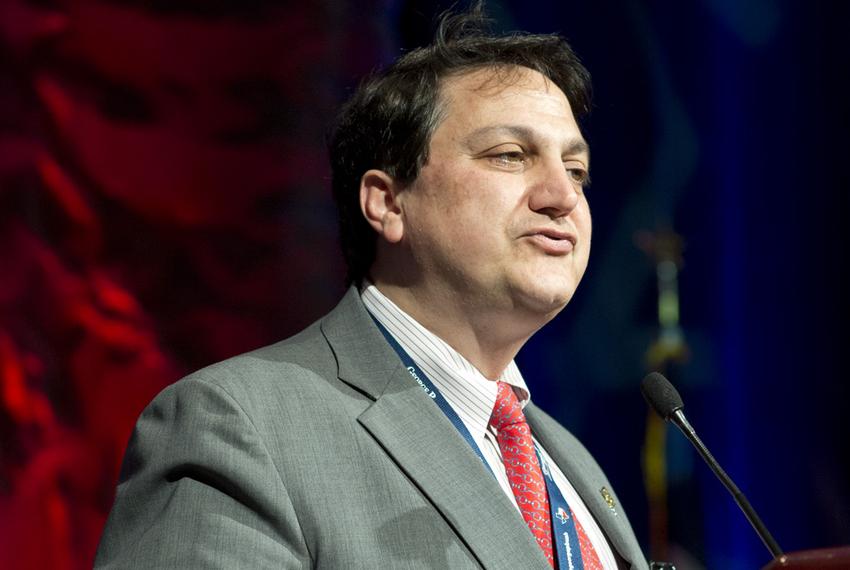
0,1,380,567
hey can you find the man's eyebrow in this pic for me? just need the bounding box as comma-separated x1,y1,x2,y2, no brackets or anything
465,124,589,156
563,138,590,158
466,124,535,144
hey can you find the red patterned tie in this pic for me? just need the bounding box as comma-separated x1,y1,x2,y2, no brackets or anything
490,382,603,569
490,381,556,567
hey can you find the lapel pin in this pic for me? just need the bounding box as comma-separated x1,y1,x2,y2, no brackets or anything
600,487,617,515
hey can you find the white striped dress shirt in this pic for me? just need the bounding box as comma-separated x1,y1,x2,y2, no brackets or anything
361,284,617,569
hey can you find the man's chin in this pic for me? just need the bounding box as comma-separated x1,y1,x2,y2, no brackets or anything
512,284,576,319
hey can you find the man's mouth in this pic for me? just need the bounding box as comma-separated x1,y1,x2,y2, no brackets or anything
523,229,576,254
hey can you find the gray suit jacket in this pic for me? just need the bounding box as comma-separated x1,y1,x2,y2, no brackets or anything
96,288,648,569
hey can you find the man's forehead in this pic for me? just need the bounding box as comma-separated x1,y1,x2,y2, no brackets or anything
440,65,559,98
435,68,586,154
436,66,575,129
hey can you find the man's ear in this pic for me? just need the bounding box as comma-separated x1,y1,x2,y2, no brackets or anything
360,169,405,243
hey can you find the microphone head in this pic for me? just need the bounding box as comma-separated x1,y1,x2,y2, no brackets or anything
641,372,684,420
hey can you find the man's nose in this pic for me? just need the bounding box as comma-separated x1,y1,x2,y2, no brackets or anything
527,157,580,218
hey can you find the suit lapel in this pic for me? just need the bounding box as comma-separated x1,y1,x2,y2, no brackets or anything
525,403,642,568
320,289,550,569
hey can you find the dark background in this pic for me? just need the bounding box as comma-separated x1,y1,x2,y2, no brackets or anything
1,1,847,568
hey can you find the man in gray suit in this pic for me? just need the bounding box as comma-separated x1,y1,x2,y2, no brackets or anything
96,8,649,570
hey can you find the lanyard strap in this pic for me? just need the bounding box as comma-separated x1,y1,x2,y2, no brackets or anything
370,316,491,472
371,315,585,569
537,448,586,570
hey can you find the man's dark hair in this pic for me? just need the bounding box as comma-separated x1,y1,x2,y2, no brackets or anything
329,5,592,286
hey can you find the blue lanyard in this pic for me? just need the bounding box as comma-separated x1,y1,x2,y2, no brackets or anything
537,448,586,570
372,316,587,569
371,316,492,472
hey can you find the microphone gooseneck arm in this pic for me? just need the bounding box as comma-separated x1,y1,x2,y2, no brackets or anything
641,372,784,560
667,409,784,559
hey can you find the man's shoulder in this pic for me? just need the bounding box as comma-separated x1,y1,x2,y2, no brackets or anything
189,319,333,391
158,288,372,415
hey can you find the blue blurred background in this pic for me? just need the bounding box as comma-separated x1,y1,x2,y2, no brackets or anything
473,1,850,567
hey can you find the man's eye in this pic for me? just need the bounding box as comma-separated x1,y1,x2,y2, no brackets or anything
567,167,590,186
491,152,526,167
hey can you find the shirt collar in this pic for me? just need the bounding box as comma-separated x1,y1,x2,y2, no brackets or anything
360,283,531,447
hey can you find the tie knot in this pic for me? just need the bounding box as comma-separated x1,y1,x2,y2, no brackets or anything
489,381,527,432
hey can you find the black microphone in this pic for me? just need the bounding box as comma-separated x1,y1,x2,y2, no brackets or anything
640,372,784,559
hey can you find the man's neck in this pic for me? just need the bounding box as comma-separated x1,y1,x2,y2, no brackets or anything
369,280,546,380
